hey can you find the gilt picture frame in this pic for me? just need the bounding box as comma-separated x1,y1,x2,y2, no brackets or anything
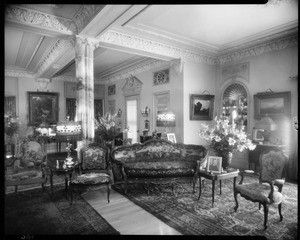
190,94,214,120
254,91,291,119
28,92,59,126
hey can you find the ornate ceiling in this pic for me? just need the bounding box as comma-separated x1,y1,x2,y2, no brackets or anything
4,2,298,83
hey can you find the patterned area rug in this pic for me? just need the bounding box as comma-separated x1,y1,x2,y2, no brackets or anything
4,186,120,235
113,176,297,239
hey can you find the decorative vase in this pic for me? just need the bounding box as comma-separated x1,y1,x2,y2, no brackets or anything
105,139,115,149
220,152,233,170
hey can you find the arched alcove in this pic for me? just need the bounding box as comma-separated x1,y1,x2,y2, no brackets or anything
222,81,249,131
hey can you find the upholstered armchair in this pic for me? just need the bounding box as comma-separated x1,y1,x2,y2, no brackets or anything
5,135,48,193
234,149,288,230
69,143,112,205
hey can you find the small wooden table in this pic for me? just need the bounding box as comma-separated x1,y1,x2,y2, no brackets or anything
198,169,239,207
47,154,78,198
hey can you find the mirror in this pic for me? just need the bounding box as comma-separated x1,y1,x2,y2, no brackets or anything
222,83,248,130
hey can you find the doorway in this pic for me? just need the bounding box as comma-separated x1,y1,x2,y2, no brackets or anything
125,95,139,143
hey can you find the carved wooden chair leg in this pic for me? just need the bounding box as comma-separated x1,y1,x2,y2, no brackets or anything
278,202,283,221
233,191,239,212
107,183,111,203
192,177,196,193
263,203,269,230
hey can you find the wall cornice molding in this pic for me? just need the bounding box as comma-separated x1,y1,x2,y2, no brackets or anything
217,34,298,65
98,30,218,65
101,59,181,83
5,68,36,78
5,5,76,34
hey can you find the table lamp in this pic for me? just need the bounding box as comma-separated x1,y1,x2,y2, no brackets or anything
56,121,82,166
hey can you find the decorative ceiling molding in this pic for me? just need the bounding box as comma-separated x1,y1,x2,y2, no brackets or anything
36,38,74,77
72,5,106,34
98,30,218,65
218,34,298,65
5,68,35,78
101,58,180,83
5,5,76,34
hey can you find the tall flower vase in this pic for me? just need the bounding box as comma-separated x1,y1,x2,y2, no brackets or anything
105,139,115,150
221,152,233,170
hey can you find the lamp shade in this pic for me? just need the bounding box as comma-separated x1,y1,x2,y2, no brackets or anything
157,111,175,127
255,116,277,131
56,121,82,141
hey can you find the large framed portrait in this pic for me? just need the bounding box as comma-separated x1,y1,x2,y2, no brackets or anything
190,94,214,120
207,156,222,173
254,91,291,119
28,92,59,126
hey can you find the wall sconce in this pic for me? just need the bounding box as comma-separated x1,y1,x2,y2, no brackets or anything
141,106,150,117
117,108,122,117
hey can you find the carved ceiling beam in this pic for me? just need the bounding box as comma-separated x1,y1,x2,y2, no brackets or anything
5,5,76,36
98,30,218,65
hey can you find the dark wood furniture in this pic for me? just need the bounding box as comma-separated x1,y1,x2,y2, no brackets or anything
198,168,239,207
140,135,152,143
47,152,78,198
234,149,287,230
248,144,285,173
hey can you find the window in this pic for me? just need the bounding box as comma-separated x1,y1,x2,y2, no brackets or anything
126,95,139,143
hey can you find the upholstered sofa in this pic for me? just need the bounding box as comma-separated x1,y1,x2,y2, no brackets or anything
110,139,207,195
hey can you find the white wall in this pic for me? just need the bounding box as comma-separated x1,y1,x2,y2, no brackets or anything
183,61,217,145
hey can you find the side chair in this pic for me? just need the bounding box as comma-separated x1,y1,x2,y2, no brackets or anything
69,143,112,204
234,149,288,230
5,135,48,193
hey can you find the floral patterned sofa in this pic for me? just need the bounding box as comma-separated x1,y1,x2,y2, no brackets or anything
111,139,207,195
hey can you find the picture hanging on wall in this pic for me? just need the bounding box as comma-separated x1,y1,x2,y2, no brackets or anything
153,69,170,85
108,84,116,95
254,91,291,119
190,94,214,120
28,92,59,126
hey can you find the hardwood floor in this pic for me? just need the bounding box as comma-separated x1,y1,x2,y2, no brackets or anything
80,187,182,235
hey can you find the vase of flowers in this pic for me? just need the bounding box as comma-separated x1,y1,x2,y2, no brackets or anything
4,112,21,157
198,116,256,170
94,112,121,148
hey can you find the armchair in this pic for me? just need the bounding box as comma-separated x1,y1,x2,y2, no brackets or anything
5,135,48,193
234,149,288,230
69,143,112,205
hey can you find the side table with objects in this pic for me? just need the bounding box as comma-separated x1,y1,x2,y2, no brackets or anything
198,168,239,207
47,152,79,198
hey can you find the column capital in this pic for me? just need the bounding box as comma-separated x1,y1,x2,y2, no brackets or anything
74,35,99,50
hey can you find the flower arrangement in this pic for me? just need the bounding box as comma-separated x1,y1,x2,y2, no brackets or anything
94,112,121,141
4,112,20,137
198,116,256,169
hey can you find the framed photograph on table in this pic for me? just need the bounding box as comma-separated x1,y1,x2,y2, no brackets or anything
190,94,214,120
252,128,264,143
207,156,222,173
167,133,176,143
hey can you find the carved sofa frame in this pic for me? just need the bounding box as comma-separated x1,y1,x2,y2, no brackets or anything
110,139,207,195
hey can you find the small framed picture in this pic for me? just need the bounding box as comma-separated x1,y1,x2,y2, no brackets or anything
252,128,264,142
167,133,176,143
207,156,222,173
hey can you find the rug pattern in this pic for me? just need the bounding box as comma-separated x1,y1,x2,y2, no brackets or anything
5,186,120,235
113,176,297,239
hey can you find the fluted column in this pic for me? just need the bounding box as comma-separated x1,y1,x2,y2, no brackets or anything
74,35,97,146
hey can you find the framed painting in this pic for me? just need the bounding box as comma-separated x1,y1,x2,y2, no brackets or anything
190,94,214,120
28,92,59,126
252,128,264,143
108,84,116,95
254,91,291,119
167,133,176,143
207,156,222,173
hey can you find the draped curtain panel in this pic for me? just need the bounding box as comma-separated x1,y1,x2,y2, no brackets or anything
66,98,77,121
66,98,103,121
5,96,16,116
